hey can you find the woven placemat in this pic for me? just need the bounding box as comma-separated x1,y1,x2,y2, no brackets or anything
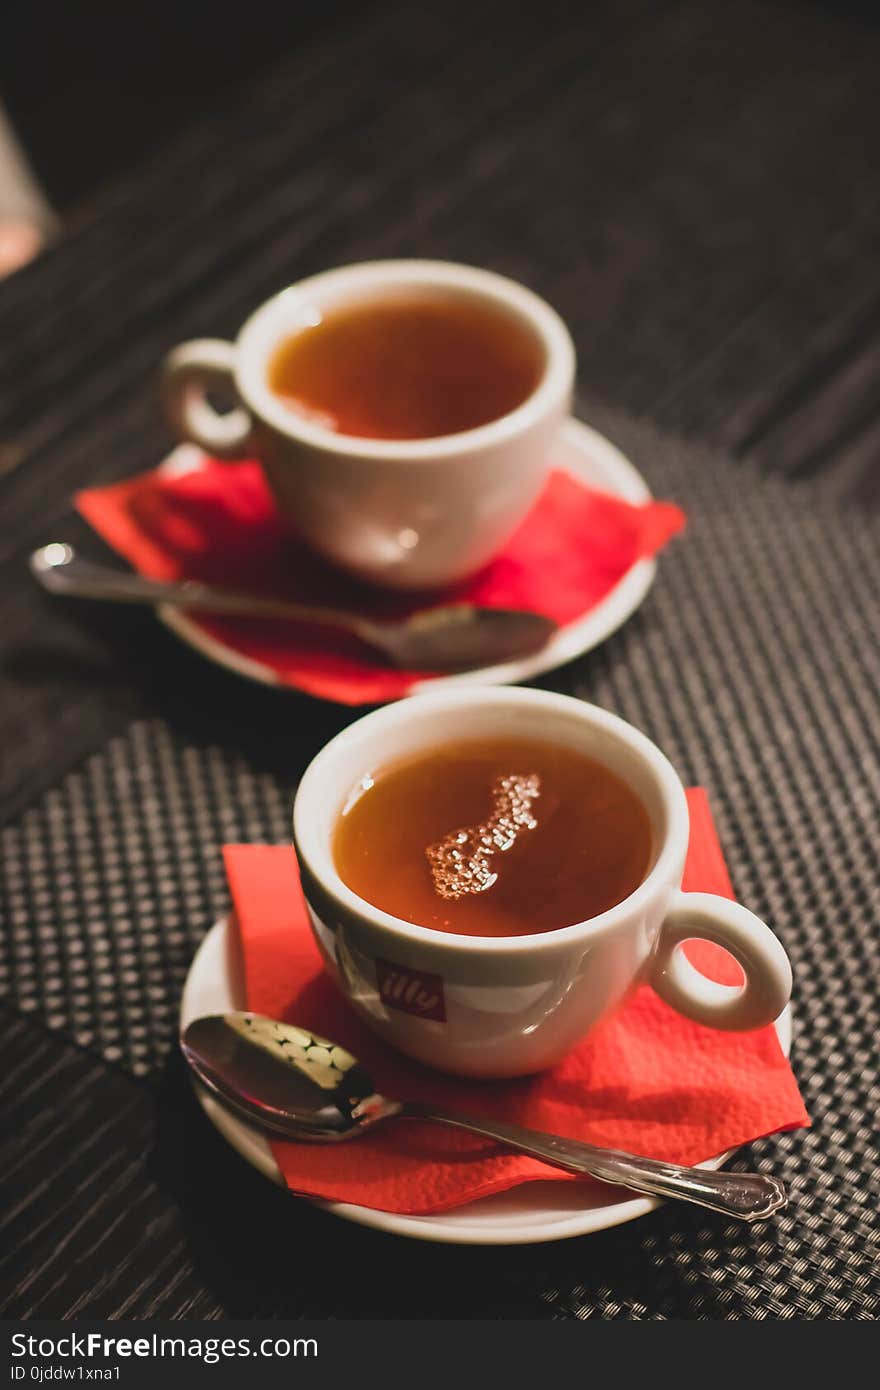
1,412,877,1316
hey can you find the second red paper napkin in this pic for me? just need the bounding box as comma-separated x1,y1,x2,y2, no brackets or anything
77,454,684,703
222,790,808,1215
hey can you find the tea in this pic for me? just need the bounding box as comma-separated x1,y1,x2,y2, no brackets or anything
267,294,544,440
332,737,653,937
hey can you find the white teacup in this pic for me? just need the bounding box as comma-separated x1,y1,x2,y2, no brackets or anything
161,260,575,590
293,688,793,1078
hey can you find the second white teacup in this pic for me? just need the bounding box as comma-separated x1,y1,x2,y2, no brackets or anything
161,260,575,590
293,689,793,1079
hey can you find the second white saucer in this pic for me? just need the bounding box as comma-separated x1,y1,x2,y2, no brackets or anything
159,417,658,698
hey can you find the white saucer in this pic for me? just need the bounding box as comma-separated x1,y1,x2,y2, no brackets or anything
180,916,792,1246
158,417,658,698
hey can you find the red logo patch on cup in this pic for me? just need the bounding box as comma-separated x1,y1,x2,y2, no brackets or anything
375,958,446,1022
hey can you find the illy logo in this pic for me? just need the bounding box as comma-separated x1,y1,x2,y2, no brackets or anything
375,958,446,1022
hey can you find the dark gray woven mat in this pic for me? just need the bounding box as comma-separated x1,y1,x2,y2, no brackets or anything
1,411,877,1316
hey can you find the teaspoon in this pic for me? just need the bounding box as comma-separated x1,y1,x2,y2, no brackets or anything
30,544,557,670
181,1013,787,1222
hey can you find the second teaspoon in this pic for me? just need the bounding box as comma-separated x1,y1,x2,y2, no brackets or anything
181,1013,787,1223
30,543,558,671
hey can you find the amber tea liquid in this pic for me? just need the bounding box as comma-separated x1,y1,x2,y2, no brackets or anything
267,294,544,440
333,737,653,937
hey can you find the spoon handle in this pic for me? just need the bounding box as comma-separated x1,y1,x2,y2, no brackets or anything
31,545,370,633
402,1104,785,1222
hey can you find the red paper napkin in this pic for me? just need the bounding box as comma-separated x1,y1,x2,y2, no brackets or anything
76,451,684,704
223,789,808,1215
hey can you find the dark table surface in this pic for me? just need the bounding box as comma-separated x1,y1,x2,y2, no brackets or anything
1,0,878,1319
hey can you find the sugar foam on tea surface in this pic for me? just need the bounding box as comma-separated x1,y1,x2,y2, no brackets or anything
426,772,541,899
333,738,652,937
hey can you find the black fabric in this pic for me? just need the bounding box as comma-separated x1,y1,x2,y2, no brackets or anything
0,2,378,207
1,0,879,1319
3,0,880,818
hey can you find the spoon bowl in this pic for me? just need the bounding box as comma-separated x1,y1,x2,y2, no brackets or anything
182,1013,401,1140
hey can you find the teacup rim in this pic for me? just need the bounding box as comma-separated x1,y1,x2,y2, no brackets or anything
234,259,576,460
292,688,691,953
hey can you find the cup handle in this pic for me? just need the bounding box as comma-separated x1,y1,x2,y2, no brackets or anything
160,339,254,459
649,892,792,1031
